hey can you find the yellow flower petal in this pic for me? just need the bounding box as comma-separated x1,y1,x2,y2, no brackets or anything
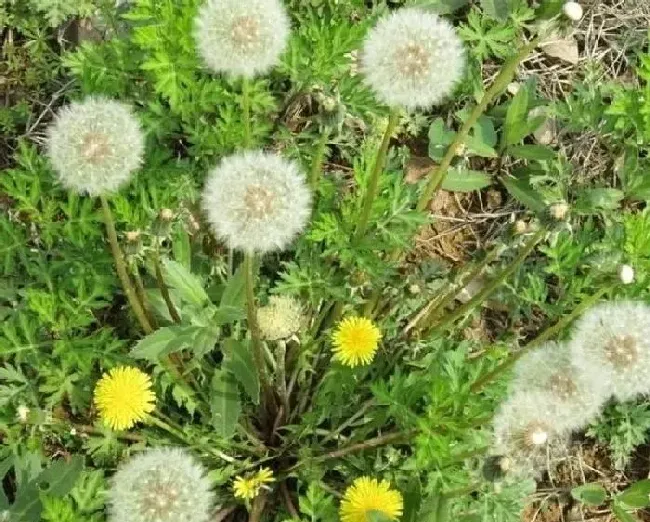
332,317,382,367
340,477,403,522
94,366,155,431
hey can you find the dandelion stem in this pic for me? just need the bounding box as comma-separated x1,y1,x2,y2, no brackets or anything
309,129,329,191
425,228,545,338
470,285,611,393
353,110,400,242
242,77,252,148
244,253,272,414
99,195,153,334
416,37,540,211
130,263,157,329
153,251,182,323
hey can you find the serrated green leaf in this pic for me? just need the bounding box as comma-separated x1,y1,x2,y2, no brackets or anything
507,145,556,161
612,503,640,522
213,306,245,326
210,370,241,439
576,188,624,211
442,168,492,192
37,456,84,497
130,326,191,361
222,339,260,404
162,259,209,307
481,0,510,20
473,115,498,147
571,483,607,507
220,264,247,309
9,481,41,522
192,326,218,357
428,118,456,161
617,480,650,509
501,175,546,212
504,86,530,147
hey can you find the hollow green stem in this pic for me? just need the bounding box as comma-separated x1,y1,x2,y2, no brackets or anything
470,285,610,393
242,77,252,148
425,228,546,338
99,195,153,334
353,110,400,242
416,37,540,212
153,251,181,323
244,253,270,394
309,129,329,191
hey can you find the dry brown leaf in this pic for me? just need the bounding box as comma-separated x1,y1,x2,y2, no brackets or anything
541,36,580,64
404,156,436,184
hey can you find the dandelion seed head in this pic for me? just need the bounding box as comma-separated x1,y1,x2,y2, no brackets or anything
46,97,145,195
360,8,464,110
492,390,575,478
258,296,303,340
339,477,403,522
194,0,290,77
202,150,311,254
108,447,214,522
510,341,606,423
570,301,650,401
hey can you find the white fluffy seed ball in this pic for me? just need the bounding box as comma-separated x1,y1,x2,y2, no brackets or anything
563,2,584,21
108,447,214,522
361,8,465,110
194,0,290,77
202,150,312,254
570,300,650,401
46,97,145,196
618,264,635,285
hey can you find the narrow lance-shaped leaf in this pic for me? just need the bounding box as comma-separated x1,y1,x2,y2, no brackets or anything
210,370,241,439
222,339,260,405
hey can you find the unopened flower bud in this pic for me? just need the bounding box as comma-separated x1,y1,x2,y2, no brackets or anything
563,2,583,21
549,201,570,221
514,220,528,234
618,264,634,285
17,405,30,423
408,284,421,295
159,208,174,221
125,230,141,242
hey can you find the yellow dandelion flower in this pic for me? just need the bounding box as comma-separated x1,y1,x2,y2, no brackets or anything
233,468,275,500
233,476,259,500
94,366,155,431
340,477,403,522
332,317,382,367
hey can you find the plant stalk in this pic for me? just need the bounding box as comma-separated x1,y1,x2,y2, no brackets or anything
309,129,329,191
425,228,546,337
353,110,400,242
153,251,182,323
242,77,252,148
416,37,540,211
99,195,153,334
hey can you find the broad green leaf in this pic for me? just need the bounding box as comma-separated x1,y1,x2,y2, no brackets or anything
442,168,491,192
481,0,510,20
9,481,41,522
37,456,84,497
571,483,607,507
220,264,246,309
171,228,191,268
576,188,624,211
612,503,640,522
162,259,209,307
473,115,498,146
213,306,245,326
504,86,530,147
507,145,556,161
130,326,187,360
617,479,650,508
192,326,218,357
402,478,422,522
465,134,498,158
428,118,456,161
222,339,260,405
501,175,546,212
210,370,241,438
